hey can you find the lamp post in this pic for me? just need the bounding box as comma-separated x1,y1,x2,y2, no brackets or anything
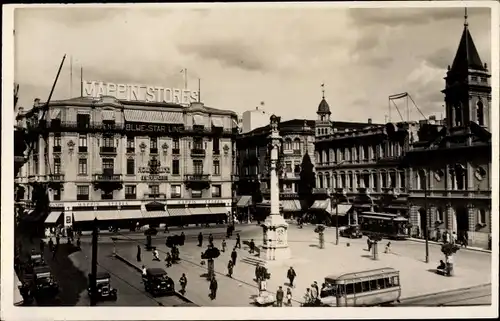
424,167,429,264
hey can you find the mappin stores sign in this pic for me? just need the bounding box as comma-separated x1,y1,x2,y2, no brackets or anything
83,80,199,105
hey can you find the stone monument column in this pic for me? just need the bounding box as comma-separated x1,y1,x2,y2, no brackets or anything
260,115,291,261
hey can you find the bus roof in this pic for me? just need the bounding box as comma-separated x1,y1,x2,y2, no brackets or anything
325,267,398,282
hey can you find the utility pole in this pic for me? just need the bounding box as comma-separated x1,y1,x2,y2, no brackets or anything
424,167,429,264
90,218,99,306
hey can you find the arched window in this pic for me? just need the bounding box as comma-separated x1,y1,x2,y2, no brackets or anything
346,148,351,162
293,138,301,151
399,171,406,190
455,103,463,126
318,173,324,188
323,150,329,164
418,169,427,190
477,100,484,126
284,138,292,150
436,207,444,223
380,170,387,188
389,171,397,188
348,172,353,190
372,171,379,191
340,172,346,188
363,145,369,161
454,163,466,190
325,173,331,189
362,171,370,188
332,173,337,189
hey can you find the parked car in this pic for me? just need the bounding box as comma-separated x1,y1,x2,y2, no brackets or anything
339,224,363,239
142,268,175,297
32,265,59,299
87,272,118,301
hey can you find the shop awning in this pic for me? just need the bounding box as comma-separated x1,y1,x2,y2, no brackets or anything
95,211,121,221
73,211,97,222
310,200,329,210
124,109,183,124
44,211,62,224
209,207,228,215
193,114,207,126
282,200,301,212
102,110,115,121
237,195,252,207
189,207,210,215
143,211,169,218
332,204,352,217
211,118,224,127
167,208,191,217
115,210,144,220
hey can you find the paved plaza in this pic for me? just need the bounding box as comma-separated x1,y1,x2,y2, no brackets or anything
114,223,492,306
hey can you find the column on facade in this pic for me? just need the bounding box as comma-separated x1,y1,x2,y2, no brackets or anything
369,171,374,191
446,203,453,232
467,163,474,191
467,204,475,235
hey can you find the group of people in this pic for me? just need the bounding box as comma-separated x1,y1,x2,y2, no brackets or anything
435,229,467,248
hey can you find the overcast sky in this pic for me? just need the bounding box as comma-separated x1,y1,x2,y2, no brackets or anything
14,4,491,123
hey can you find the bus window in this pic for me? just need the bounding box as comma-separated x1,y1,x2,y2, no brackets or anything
362,281,370,292
385,277,393,288
392,276,400,286
377,278,386,289
369,279,378,290
338,284,345,296
345,283,355,295
354,281,363,293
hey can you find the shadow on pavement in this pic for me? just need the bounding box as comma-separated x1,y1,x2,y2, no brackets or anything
309,244,319,248
361,254,373,259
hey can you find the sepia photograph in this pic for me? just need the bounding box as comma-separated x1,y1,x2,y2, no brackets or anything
1,1,498,320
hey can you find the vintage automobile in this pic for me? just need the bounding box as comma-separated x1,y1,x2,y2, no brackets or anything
32,265,59,298
339,225,363,239
87,272,118,301
142,268,175,297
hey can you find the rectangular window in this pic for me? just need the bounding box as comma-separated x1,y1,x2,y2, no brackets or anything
127,136,135,153
33,156,39,174
193,137,203,150
150,137,158,154
53,134,62,152
172,138,180,154
171,185,181,198
125,185,136,199
213,160,220,175
77,114,90,129
285,162,292,173
345,283,355,295
53,187,61,201
213,138,220,154
102,158,114,175
149,185,160,195
399,172,405,190
103,135,114,147
193,160,203,174
77,185,89,200
172,159,180,175
191,189,202,198
478,209,487,225
101,190,113,200
212,185,221,198
363,145,369,160
392,276,400,286
127,159,135,175
54,158,61,174
78,158,87,175
78,134,88,153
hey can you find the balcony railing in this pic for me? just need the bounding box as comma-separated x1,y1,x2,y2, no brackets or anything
191,148,206,157
312,188,330,195
48,174,65,181
100,146,117,154
184,174,211,182
143,193,167,199
93,173,122,182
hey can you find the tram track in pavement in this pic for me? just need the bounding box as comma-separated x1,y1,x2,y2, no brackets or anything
397,283,491,307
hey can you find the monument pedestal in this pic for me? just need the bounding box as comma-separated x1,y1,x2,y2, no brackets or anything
259,213,291,261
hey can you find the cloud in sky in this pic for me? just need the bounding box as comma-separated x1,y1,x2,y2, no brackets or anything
13,5,491,123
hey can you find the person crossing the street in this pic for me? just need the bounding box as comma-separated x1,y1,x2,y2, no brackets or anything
209,234,214,247
198,232,203,247
287,266,296,288
227,259,234,278
276,286,284,307
221,239,227,252
179,273,187,294
236,233,241,249
165,252,172,267
209,276,218,300
136,245,142,262
231,248,238,266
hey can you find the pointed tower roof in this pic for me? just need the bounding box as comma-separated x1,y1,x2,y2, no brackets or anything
450,11,486,73
317,83,331,114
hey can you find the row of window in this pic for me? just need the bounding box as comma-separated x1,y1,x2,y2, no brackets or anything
51,134,221,154
321,276,400,297
69,184,222,200
70,158,222,176
429,207,488,226
317,171,406,190
317,142,403,164
415,168,468,191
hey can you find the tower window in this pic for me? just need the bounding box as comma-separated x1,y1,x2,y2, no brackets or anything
476,100,484,126
454,103,463,126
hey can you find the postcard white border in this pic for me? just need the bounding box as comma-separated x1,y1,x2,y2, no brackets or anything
2,1,499,320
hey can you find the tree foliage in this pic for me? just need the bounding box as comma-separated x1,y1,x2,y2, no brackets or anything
201,247,221,260
441,243,460,256
298,153,316,209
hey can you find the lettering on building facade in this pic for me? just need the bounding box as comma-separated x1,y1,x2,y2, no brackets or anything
125,123,184,134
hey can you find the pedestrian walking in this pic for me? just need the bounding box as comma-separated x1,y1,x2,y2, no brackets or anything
287,266,296,287
303,288,311,305
286,288,293,306
179,273,187,294
231,248,238,266
367,237,372,251
310,283,319,304
198,232,203,247
249,239,255,254
236,233,241,249
227,260,234,278
180,232,185,245
221,239,227,252
209,233,214,245
255,263,261,282
165,252,172,267
137,245,142,262
436,228,442,243
276,286,284,307
56,235,60,246
153,248,160,261
384,242,392,254
443,230,450,244
226,226,231,238
451,231,457,244
39,239,45,254
209,277,218,300
463,231,469,248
